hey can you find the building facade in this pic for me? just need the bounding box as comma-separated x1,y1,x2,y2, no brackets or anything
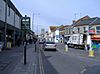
0,0,22,48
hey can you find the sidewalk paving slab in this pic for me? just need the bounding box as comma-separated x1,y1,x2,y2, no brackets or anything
11,44,37,74
0,44,37,74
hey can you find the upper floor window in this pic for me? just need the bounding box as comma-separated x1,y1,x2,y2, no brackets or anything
96,26,100,34
65,28,69,34
0,9,1,18
83,27,86,33
77,27,79,33
8,6,10,16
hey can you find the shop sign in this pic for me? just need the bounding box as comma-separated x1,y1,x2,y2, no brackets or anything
89,26,96,34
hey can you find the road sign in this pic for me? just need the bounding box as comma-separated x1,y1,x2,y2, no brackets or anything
21,15,30,30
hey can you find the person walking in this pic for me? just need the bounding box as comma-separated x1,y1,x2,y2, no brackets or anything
34,38,37,52
17,38,21,47
84,40,88,52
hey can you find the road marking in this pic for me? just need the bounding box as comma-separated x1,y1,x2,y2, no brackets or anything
39,47,44,74
80,68,87,74
33,64,37,74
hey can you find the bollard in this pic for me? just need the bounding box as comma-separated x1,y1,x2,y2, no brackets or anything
88,50,94,57
24,41,27,64
7,42,11,48
35,43,36,52
65,44,68,52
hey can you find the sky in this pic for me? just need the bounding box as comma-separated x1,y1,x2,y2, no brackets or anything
11,0,100,34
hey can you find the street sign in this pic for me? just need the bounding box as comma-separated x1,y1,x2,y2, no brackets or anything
89,26,96,34
21,15,31,65
21,15,31,30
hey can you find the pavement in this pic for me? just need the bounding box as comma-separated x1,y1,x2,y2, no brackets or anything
11,44,37,74
0,43,38,74
56,43,100,60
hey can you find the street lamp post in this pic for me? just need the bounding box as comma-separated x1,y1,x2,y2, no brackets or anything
32,13,40,32
37,25,42,35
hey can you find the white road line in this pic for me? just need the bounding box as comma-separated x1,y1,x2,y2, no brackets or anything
39,49,44,74
34,64,37,74
80,68,87,74
32,64,37,74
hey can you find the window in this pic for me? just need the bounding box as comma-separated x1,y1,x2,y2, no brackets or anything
83,27,86,33
77,27,79,33
65,28,69,34
56,35,59,39
96,26,100,34
0,9,1,18
8,6,10,16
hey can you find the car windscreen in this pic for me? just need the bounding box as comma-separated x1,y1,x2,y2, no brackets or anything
46,42,55,44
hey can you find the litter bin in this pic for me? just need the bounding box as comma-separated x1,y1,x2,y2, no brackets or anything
7,42,11,48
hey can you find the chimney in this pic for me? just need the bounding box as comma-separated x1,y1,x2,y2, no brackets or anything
73,20,76,24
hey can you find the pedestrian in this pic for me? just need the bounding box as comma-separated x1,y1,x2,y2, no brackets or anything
17,38,21,47
84,40,88,52
34,38,37,52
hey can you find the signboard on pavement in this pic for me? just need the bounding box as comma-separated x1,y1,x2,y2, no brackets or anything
21,15,31,30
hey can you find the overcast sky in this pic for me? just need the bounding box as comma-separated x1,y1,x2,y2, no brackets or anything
11,0,100,33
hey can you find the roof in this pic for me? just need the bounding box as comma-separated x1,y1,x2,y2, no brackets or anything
73,17,100,27
50,25,70,32
72,15,90,26
59,25,66,31
49,26,58,32
3,0,22,17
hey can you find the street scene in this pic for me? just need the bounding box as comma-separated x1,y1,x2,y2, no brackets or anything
0,0,100,74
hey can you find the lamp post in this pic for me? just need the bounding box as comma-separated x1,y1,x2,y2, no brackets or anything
32,13,40,32
37,25,42,35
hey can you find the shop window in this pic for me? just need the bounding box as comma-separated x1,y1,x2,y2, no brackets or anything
96,26,100,34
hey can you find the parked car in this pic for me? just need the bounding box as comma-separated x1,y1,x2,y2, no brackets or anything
0,42,4,51
44,41,56,50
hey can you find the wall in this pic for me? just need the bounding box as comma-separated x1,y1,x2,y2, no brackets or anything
0,0,5,22
15,14,21,29
7,6,14,26
0,0,21,29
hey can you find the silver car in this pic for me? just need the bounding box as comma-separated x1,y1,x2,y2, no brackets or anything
44,41,56,50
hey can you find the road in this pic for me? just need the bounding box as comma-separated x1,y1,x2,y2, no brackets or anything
39,43,100,74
